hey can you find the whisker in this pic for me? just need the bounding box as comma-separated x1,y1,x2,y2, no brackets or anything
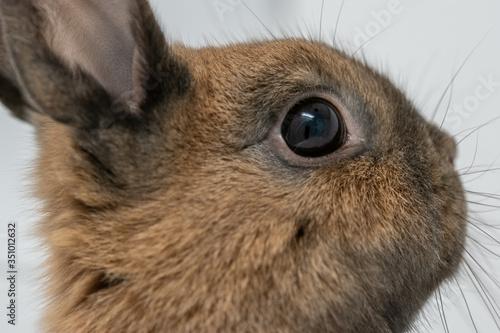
454,116,500,148
466,201,500,209
466,194,499,206
457,162,500,173
436,79,456,134
463,247,500,289
466,190,500,201
461,168,500,184
454,276,479,333
437,288,450,333
470,208,500,215
459,166,500,176
435,291,449,333
431,29,493,122
463,131,481,176
458,165,500,176
319,0,325,41
332,0,346,48
466,234,500,259
463,260,500,330
434,120,498,170
240,1,275,39
469,214,500,232
351,19,404,57
468,214,500,230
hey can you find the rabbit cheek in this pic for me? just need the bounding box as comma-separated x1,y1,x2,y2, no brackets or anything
293,153,463,331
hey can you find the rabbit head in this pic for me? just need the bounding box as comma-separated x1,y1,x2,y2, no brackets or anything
0,0,466,332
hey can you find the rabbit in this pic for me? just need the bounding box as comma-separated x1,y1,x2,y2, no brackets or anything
0,0,467,332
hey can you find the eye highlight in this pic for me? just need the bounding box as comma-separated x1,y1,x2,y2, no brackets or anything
281,98,346,158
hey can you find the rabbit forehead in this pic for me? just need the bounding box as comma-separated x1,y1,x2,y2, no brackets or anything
181,39,421,152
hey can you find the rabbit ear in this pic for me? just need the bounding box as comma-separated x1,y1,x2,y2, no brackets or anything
0,0,190,128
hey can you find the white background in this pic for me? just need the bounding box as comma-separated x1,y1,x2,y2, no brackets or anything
1,0,499,332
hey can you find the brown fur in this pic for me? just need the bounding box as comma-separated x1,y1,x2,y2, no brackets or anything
0,1,466,332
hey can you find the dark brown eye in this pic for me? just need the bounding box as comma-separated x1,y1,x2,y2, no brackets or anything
281,98,346,157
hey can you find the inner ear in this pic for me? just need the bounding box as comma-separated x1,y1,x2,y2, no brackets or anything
1,0,190,128
40,0,142,106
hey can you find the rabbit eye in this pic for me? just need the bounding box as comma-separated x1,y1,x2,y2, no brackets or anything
281,98,346,157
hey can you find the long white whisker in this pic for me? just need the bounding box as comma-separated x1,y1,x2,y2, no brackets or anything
454,276,479,333
436,79,456,133
319,0,325,41
468,214,500,230
240,1,275,39
467,234,500,259
437,288,450,333
463,247,500,291
454,116,500,148
466,190,500,201
434,290,448,333
463,260,500,330
463,131,481,176
351,19,404,57
431,30,493,122
332,0,346,48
